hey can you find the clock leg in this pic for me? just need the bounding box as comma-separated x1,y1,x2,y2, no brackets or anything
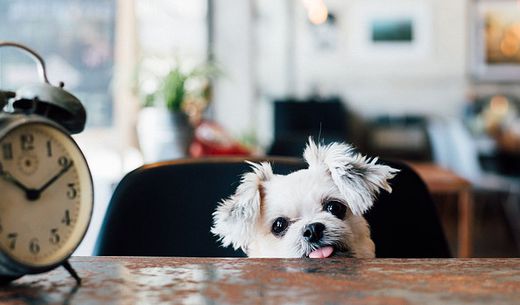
62,260,82,285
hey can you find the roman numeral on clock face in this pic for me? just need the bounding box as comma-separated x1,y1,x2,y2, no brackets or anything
20,134,34,151
2,143,13,160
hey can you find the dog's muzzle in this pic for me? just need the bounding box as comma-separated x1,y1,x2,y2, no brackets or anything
303,222,325,243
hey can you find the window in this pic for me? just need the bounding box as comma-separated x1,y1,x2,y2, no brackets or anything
0,0,209,255
0,0,115,127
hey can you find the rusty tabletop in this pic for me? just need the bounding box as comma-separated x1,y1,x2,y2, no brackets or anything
0,257,518,305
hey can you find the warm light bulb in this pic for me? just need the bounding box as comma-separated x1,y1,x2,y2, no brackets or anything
307,2,328,25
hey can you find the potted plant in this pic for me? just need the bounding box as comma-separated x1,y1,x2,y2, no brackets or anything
137,62,218,162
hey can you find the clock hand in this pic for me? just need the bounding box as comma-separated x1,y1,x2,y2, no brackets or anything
37,160,74,194
0,169,32,193
0,168,43,201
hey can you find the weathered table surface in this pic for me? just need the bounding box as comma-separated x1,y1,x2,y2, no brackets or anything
0,257,518,305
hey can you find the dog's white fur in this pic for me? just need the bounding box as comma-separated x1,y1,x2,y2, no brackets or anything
211,139,399,258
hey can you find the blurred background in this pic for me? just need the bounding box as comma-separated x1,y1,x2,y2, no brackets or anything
0,0,519,257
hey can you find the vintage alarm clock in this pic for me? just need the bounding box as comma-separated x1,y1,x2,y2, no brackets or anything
0,42,93,284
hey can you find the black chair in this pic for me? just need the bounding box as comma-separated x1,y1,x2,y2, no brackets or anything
94,157,303,257
365,159,451,258
94,157,450,258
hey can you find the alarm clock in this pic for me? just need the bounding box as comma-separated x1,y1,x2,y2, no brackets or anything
0,42,93,285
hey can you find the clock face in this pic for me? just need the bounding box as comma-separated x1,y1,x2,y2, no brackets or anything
0,122,92,268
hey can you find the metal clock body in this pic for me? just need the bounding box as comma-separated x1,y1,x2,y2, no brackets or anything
0,41,93,284
0,114,93,280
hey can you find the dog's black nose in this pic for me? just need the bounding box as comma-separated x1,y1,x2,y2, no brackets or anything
303,222,325,243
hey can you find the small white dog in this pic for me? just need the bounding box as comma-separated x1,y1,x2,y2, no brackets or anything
211,139,399,258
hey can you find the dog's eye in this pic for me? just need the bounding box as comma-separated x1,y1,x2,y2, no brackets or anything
323,201,347,219
271,217,289,236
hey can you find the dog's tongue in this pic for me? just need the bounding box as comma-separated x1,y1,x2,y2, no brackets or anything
308,246,334,258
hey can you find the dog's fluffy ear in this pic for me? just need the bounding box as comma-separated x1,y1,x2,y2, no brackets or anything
304,139,399,215
211,162,273,253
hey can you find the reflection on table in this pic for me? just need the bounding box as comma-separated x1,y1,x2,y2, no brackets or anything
0,257,519,304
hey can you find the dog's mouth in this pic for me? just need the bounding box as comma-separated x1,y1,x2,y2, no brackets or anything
308,246,334,258
306,245,351,259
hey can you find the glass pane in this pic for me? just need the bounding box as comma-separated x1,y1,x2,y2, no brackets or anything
0,0,115,127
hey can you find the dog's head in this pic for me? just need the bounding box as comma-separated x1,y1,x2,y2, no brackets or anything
211,139,399,258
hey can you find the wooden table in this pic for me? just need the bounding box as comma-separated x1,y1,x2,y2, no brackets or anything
407,162,474,258
1,257,518,304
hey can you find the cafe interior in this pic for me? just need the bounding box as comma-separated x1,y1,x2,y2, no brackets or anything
0,0,519,303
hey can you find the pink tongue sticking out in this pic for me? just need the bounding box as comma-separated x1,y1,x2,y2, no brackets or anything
308,246,334,258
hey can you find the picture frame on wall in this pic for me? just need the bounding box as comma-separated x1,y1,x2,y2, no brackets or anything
470,0,520,81
348,1,432,62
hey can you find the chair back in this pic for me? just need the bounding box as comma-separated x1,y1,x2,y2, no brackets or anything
95,157,450,258
94,157,305,257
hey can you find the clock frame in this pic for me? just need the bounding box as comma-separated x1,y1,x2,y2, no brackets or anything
0,41,92,284
0,115,93,276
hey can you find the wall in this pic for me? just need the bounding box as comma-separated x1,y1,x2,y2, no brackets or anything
214,0,470,148
212,0,256,139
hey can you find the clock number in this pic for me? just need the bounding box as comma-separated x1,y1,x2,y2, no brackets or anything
20,134,34,151
50,228,60,244
7,233,17,250
67,183,78,199
29,238,40,254
58,156,69,168
62,210,71,226
2,143,13,160
46,140,52,157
